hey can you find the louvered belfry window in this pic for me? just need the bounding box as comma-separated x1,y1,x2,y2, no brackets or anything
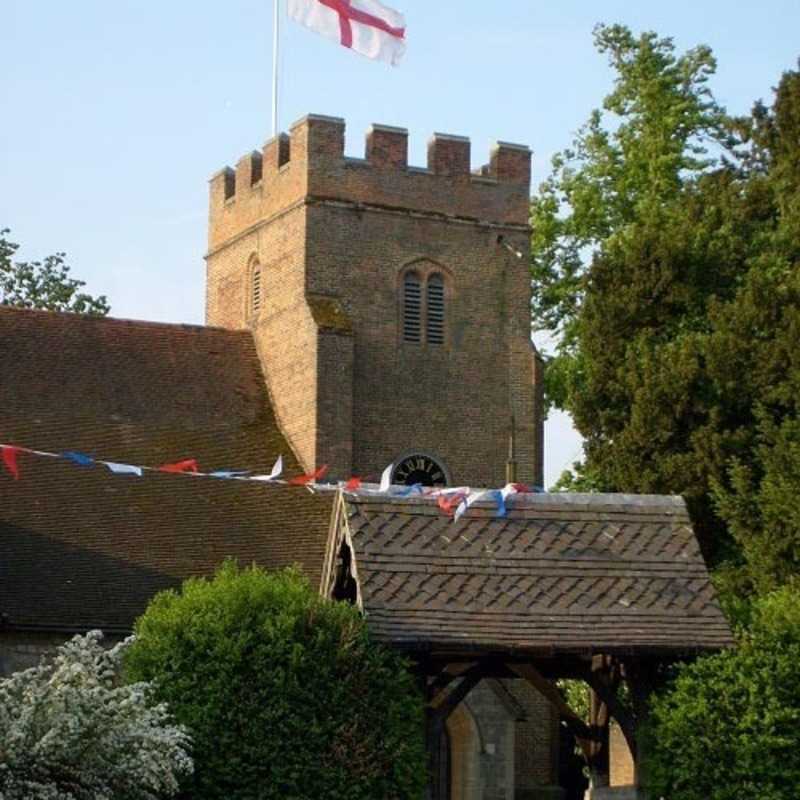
426,274,445,345
403,272,422,342
252,265,262,313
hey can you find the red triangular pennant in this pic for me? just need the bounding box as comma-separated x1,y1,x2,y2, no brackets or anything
437,492,467,517
158,459,199,474
1,446,21,481
288,464,328,486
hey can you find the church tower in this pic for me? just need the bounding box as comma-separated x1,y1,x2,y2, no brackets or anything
206,114,543,488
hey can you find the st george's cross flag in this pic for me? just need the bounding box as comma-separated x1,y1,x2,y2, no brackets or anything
288,0,406,66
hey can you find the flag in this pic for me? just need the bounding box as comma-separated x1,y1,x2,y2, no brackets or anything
288,0,406,66
379,463,393,492
251,455,283,482
437,491,468,517
63,451,95,467
104,462,143,477
158,459,199,474
454,489,488,523
395,483,423,497
288,464,328,486
1,446,21,480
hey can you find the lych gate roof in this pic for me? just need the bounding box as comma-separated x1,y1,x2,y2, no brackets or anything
0,307,335,633
331,492,733,656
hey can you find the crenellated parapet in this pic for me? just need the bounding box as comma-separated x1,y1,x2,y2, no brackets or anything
208,115,531,251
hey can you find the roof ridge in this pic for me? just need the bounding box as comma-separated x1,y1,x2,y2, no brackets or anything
346,491,686,509
0,305,252,336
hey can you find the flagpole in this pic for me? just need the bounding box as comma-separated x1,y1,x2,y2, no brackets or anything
272,0,280,137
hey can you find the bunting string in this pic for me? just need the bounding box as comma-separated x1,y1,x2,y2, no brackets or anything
0,441,543,522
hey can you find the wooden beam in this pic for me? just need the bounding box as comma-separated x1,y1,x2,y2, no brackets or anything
429,661,485,723
427,662,477,701
507,662,599,746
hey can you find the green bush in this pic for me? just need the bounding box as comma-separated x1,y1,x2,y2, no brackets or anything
125,562,426,800
646,587,800,799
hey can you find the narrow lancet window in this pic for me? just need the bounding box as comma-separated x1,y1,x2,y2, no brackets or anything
427,274,445,345
252,264,262,314
403,272,422,343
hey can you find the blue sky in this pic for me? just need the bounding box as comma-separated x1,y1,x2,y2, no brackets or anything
2,0,797,486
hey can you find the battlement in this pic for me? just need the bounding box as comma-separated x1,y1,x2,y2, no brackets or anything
208,115,531,250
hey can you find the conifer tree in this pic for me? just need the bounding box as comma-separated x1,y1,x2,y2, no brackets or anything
532,26,800,581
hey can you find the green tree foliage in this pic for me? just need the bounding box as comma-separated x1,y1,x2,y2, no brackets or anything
646,587,800,799
0,229,109,315
532,24,800,579
709,66,800,591
531,24,727,363
125,563,426,800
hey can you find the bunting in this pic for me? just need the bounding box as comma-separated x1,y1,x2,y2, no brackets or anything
0,440,544,522
379,463,393,493
63,451,95,467
158,459,199,474
105,462,143,477
250,455,283,483
1,446,20,481
288,464,328,486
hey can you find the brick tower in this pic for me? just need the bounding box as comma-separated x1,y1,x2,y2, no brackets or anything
206,114,543,488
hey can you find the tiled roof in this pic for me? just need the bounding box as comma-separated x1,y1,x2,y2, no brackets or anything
336,492,733,656
0,307,335,633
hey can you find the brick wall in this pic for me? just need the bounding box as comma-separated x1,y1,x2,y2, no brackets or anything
504,679,562,796
207,114,543,487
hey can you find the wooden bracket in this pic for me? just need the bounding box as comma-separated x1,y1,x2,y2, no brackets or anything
429,661,485,724
507,661,600,760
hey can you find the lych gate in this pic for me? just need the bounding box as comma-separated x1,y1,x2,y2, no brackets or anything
323,490,733,798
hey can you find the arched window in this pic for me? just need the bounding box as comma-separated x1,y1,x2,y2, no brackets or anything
426,273,445,345
403,272,422,343
251,261,262,314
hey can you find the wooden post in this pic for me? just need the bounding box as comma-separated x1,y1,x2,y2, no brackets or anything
587,688,611,788
623,657,658,788
425,711,447,800
424,662,486,800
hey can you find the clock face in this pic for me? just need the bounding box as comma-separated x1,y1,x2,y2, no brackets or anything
392,454,448,487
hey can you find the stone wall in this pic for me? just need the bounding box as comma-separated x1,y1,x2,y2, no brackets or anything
447,678,566,800
610,722,635,787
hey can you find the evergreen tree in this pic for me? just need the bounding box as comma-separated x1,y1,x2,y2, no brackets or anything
710,65,800,590
533,26,800,580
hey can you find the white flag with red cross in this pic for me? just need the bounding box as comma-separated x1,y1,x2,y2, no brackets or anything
288,0,406,66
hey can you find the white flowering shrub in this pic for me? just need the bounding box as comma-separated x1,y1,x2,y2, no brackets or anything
0,630,192,800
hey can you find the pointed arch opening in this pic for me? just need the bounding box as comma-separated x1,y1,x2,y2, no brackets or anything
399,261,451,346
250,256,263,316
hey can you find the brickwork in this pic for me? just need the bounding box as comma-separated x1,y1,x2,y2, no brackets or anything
443,678,564,800
505,679,564,799
206,114,543,487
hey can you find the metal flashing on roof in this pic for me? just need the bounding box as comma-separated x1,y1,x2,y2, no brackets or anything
332,492,732,656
